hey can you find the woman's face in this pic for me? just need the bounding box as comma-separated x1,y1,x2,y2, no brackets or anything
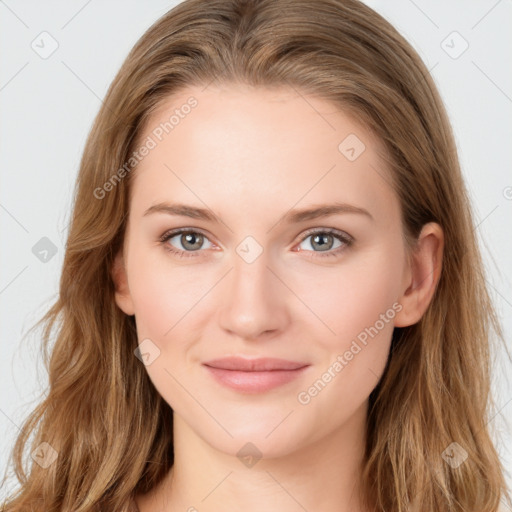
113,83,414,458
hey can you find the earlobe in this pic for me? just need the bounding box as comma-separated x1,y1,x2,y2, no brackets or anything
394,222,444,328
111,250,135,316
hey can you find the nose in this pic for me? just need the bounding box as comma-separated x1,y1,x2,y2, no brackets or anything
218,248,290,341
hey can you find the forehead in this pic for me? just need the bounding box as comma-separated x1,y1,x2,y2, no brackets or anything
129,84,398,227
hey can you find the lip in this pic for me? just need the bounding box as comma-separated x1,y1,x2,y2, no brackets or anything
203,356,308,371
202,357,310,393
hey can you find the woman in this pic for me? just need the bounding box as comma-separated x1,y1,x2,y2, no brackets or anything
2,0,510,510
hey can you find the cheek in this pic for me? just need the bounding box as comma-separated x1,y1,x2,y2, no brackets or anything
126,244,213,339
126,249,208,406
294,248,402,423
293,240,405,352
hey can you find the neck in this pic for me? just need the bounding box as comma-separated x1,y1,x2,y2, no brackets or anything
141,400,370,512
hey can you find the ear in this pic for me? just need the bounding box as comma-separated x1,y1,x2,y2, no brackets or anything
111,249,135,316
394,222,444,328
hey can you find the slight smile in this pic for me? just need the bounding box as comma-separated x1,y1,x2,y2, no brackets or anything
202,357,311,394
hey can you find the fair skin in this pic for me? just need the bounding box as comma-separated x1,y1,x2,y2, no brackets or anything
112,83,443,512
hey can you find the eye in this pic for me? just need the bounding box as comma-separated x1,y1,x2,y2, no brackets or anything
159,229,214,258
295,228,353,259
159,227,353,260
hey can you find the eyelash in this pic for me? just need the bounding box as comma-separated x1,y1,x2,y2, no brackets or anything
159,227,353,260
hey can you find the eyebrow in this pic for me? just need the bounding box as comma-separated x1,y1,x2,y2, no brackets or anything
143,201,373,223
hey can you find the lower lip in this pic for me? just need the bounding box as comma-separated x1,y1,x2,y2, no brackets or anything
203,365,309,393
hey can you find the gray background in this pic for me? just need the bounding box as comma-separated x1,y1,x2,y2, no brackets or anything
1,0,511,503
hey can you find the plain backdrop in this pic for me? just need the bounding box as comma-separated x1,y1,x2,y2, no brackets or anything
1,0,511,503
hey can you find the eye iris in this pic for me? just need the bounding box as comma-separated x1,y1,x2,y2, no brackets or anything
311,233,333,251
181,232,203,251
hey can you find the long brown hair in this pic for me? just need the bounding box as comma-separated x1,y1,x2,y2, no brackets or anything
2,0,510,510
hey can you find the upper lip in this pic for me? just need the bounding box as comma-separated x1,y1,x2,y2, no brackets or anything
203,357,309,372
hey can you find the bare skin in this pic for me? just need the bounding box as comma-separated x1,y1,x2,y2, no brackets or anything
112,83,443,512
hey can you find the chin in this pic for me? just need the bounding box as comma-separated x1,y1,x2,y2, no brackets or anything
196,418,309,462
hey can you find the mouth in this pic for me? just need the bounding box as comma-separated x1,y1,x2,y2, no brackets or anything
202,356,310,393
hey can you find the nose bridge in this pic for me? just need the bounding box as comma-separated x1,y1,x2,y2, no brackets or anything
218,243,287,339
231,246,270,298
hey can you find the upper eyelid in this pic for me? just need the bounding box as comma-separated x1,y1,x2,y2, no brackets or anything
161,227,352,248
300,226,352,241
161,227,214,244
